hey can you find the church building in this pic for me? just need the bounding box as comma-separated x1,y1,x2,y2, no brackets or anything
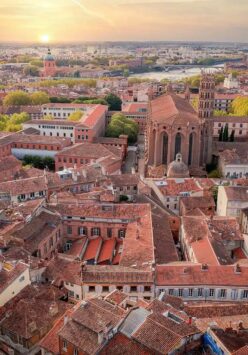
145,73,215,176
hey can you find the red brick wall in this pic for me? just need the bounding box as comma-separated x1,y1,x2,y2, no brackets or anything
63,220,126,241
0,143,12,158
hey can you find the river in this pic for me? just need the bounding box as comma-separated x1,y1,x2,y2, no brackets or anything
130,64,224,81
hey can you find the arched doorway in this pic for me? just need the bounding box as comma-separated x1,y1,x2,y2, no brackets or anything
174,133,181,159
188,132,194,165
162,132,168,165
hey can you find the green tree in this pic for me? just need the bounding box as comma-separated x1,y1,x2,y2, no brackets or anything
223,124,229,142
104,93,122,111
230,97,248,116
229,129,235,142
3,91,31,106
23,155,55,171
106,113,138,143
68,111,83,121
214,110,228,117
24,65,39,77
31,91,50,105
219,126,224,141
30,59,43,67
50,97,71,103
0,112,29,132
43,114,54,120
123,69,130,78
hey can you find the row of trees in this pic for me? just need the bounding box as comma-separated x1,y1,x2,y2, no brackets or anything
0,112,30,132
23,155,55,171
218,124,235,142
2,90,123,114
3,91,50,106
183,73,225,88
73,93,122,111
106,113,138,143
33,78,97,89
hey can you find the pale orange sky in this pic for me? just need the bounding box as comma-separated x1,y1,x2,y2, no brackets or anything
0,0,247,43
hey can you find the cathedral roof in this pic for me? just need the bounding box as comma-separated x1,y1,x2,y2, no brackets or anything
150,93,199,125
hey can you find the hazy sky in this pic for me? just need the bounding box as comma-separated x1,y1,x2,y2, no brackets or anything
0,0,247,43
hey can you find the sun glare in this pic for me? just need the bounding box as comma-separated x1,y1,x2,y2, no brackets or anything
40,34,50,43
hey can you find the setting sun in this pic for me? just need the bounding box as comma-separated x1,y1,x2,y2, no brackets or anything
40,34,50,43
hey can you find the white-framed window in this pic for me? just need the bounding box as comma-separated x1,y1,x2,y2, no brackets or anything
220,289,227,298
188,288,193,297
243,290,248,299
209,289,215,297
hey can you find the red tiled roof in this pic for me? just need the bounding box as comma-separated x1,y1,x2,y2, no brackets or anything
150,93,200,125
83,237,102,261
80,105,108,128
98,239,116,263
156,263,248,287
100,332,152,355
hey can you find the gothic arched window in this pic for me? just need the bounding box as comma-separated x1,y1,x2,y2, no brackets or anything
174,133,181,159
188,132,194,165
162,133,168,165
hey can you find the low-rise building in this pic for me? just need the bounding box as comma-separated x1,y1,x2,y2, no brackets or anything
55,143,123,175
0,284,71,354
218,149,248,179
217,186,248,218
179,195,215,216
0,175,48,203
0,260,30,307
156,263,248,302
180,215,244,266
24,104,108,144
11,210,63,259
150,178,204,214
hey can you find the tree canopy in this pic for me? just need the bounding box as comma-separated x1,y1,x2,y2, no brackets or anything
104,93,122,111
3,91,32,106
0,112,30,132
68,111,83,122
23,65,40,77
23,155,55,171
230,97,248,116
3,90,50,106
31,91,50,105
106,113,138,143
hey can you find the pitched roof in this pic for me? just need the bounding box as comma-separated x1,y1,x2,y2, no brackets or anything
150,93,200,126
156,263,248,287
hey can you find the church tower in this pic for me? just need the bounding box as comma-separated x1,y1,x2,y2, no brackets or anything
198,72,215,118
43,48,56,77
198,72,215,165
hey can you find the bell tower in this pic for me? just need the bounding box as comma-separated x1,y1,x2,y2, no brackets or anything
198,72,215,165
43,48,56,77
198,72,215,119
